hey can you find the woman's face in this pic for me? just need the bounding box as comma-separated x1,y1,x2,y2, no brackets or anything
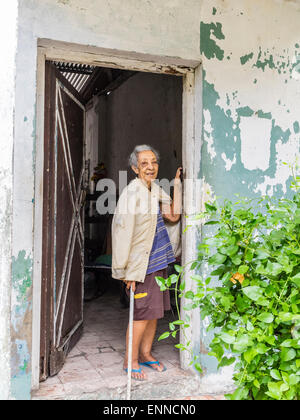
132,150,159,185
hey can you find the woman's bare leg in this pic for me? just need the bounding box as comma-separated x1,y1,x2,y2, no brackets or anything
139,319,166,372
124,320,149,380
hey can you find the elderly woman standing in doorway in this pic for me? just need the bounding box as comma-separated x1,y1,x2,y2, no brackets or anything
112,144,182,381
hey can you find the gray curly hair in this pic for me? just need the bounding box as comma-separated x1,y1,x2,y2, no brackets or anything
128,144,160,168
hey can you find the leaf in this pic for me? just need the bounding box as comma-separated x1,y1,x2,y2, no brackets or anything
236,294,250,312
270,369,282,381
278,312,295,322
219,332,236,344
256,297,270,307
229,387,249,400
244,348,258,363
267,382,282,400
204,220,219,225
175,343,186,350
208,343,224,361
288,374,300,386
169,322,175,331
281,371,290,384
245,249,254,262
265,261,284,277
234,209,250,220
280,348,296,362
211,266,226,276
238,265,249,274
219,244,239,257
205,277,212,285
190,274,202,282
158,332,170,341
222,296,234,311
174,264,183,273
194,362,203,373
291,273,300,288
242,286,264,302
191,261,198,270
221,271,232,283
179,281,185,291
205,202,217,212
257,312,274,324
173,320,184,326
155,276,165,286
170,274,179,284
218,356,235,368
185,291,194,299
231,255,242,265
256,343,269,354
280,382,289,392
280,339,294,348
246,320,254,331
253,379,260,389
233,334,252,352
255,248,270,260
208,253,227,265
183,303,195,311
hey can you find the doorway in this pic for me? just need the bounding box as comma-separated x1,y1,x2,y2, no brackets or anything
32,41,202,394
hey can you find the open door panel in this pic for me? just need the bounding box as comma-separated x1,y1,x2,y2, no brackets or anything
40,62,86,380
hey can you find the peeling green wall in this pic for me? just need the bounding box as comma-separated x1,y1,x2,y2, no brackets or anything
11,251,33,400
199,0,300,385
201,1,300,200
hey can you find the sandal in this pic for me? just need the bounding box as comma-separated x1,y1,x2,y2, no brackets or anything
123,366,147,381
139,360,167,372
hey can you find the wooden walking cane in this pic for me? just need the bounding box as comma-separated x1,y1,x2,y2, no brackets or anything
126,284,134,400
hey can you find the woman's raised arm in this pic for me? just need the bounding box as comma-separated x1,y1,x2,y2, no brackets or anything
161,167,182,223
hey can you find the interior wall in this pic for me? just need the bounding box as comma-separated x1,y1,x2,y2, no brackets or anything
103,72,182,189
86,96,100,192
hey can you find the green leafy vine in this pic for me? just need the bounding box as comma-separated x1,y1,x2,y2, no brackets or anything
156,168,300,400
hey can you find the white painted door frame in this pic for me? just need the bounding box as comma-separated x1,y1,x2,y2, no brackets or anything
32,39,202,389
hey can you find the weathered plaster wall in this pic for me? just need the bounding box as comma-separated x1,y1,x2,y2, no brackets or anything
199,0,300,391
201,0,300,199
0,0,18,401
13,0,202,398
105,72,182,185
20,0,201,60
12,0,300,398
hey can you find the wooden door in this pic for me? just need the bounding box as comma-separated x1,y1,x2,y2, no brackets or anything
40,62,86,380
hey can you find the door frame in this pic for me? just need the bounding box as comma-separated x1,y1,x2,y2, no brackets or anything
32,39,202,390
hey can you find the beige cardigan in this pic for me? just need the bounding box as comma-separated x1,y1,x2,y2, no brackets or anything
112,178,179,283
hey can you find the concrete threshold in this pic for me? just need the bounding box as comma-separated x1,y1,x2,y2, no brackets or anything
37,370,200,401
32,288,229,401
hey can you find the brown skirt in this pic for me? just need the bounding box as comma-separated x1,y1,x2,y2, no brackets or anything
126,268,171,321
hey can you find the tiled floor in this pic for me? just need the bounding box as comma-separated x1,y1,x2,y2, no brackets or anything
32,281,224,400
